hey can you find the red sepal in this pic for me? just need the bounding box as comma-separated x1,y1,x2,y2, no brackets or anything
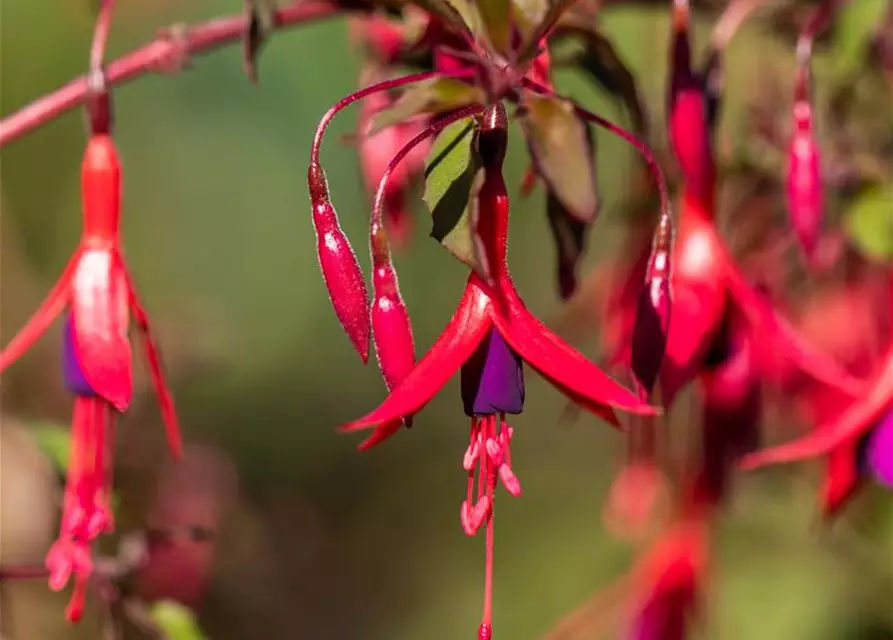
340,279,493,434
493,276,656,418
0,253,78,372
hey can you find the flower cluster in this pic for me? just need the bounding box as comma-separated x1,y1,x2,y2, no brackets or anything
0,0,890,636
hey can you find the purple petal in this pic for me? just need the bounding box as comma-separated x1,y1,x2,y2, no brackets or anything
461,328,525,417
865,407,893,490
62,313,98,397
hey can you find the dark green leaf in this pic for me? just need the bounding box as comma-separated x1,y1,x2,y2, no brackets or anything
546,188,589,300
517,0,576,63
832,0,888,79
521,91,599,222
477,0,512,54
150,601,207,640
243,0,275,83
512,0,548,41
370,77,485,136
411,0,477,41
570,25,648,137
29,421,71,472
424,117,490,279
843,184,893,264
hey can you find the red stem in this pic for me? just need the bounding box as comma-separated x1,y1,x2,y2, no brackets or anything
0,1,347,148
90,0,116,72
797,0,840,64
0,566,50,580
310,70,475,166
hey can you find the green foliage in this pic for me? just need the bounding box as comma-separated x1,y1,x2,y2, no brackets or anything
831,0,889,80
477,0,512,53
844,184,893,264
520,91,599,222
29,421,72,472
369,78,485,136
150,601,208,640
424,116,490,278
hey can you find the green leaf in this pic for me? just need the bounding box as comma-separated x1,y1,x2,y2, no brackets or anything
520,91,599,222
150,601,207,640
369,78,485,136
29,422,72,472
410,0,477,41
477,0,512,53
423,117,490,279
517,0,576,62
843,184,893,264
832,0,888,79
512,0,548,40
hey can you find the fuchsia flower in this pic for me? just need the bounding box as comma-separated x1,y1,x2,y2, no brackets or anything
741,343,893,516
333,103,659,639
623,521,707,640
0,126,181,619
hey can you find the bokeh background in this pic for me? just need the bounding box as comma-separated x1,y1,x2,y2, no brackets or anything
2,1,892,639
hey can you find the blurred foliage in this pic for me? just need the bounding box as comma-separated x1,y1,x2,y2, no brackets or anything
150,601,208,640
28,421,72,472
1,0,891,639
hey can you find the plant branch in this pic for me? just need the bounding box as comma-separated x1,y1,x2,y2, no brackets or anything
0,0,350,148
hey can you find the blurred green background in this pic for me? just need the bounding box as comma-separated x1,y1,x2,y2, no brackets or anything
2,1,892,639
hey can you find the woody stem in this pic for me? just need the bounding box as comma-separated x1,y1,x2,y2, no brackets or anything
1,1,347,147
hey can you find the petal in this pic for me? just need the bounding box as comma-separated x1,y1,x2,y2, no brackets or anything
721,242,864,398
340,279,492,432
358,419,404,450
491,277,656,417
820,442,861,519
739,357,891,469
0,253,77,373
128,282,183,459
71,249,132,411
658,281,727,409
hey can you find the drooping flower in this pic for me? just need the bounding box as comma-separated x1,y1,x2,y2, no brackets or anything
0,131,181,620
622,521,708,640
741,344,893,516
340,104,658,638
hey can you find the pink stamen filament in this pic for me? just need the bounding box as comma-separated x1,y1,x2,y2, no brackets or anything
461,414,520,639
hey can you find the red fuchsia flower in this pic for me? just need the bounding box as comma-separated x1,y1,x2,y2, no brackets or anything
0,106,181,619
340,103,659,639
690,313,762,510
308,69,470,365
622,521,708,640
785,63,824,264
741,343,893,516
